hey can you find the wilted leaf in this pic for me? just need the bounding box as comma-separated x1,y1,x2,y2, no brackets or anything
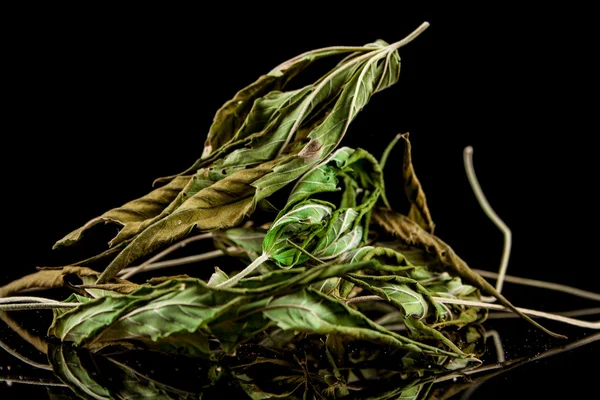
400,133,435,234
49,279,244,355
371,208,565,339
54,176,190,249
0,266,135,298
263,288,461,357
97,159,279,283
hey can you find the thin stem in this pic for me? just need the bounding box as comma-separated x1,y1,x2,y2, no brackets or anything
118,248,235,277
0,376,66,387
464,146,512,301
472,269,600,302
388,22,431,51
344,295,600,329
0,296,62,304
344,295,382,305
379,133,403,210
215,252,270,288
485,330,505,363
379,133,402,171
272,46,377,74
0,303,76,312
432,297,600,329
487,307,600,320
0,339,52,370
285,239,324,264
119,233,213,279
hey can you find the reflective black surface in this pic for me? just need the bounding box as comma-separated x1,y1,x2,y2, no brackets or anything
3,5,598,399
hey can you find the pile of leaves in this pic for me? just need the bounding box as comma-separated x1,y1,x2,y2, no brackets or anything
0,23,565,399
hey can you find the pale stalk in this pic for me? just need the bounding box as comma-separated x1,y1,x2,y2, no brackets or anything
345,295,600,329
215,252,270,288
472,269,600,302
433,297,600,329
464,146,511,302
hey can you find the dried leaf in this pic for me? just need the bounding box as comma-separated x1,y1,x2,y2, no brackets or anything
0,266,134,297
264,289,461,357
54,176,190,249
371,208,566,338
400,133,435,234
96,159,279,283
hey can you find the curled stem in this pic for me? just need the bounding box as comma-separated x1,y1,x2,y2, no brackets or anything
464,146,511,301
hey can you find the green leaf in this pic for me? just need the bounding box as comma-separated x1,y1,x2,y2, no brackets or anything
49,279,244,355
315,224,363,260
252,43,402,200
182,43,378,175
256,147,384,273
286,147,354,207
263,199,334,268
346,275,435,320
54,176,190,249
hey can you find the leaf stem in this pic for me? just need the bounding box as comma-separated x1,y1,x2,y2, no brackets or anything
379,133,403,210
215,252,270,288
0,303,77,312
271,46,378,74
345,295,382,304
388,22,431,51
119,232,213,279
344,295,600,329
432,297,600,329
0,296,62,304
0,376,66,387
487,307,600,320
464,146,511,302
472,269,600,302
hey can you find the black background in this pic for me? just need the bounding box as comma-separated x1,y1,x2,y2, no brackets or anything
2,4,598,399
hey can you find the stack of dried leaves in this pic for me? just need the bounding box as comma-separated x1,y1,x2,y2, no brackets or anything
4,22,595,399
